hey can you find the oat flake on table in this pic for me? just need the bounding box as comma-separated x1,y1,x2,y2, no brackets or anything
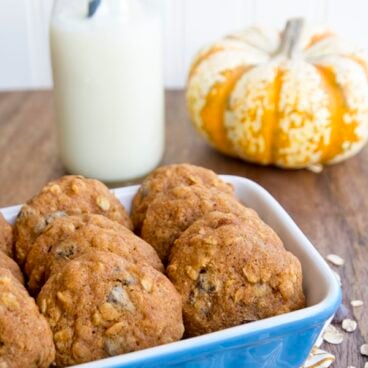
351,300,363,307
360,343,368,356
326,254,345,266
302,347,335,368
342,319,357,332
322,324,344,344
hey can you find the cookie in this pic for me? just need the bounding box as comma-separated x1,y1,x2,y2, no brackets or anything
0,268,55,368
24,214,163,295
37,251,184,366
141,185,246,263
0,251,24,284
131,164,233,233
0,213,13,257
167,211,305,337
14,175,132,265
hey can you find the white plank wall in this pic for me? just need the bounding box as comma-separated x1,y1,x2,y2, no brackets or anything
1,0,368,90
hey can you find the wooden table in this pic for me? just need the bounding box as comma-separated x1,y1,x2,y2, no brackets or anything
0,90,367,366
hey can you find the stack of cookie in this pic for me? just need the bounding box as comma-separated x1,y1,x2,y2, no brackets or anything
0,164,306,367
132,164,306,337
1,175,184,367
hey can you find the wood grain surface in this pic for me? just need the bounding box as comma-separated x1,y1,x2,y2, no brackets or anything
0,90,367,367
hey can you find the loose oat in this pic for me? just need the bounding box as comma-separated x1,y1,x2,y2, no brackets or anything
307,164,323,174
326,254,345,266
322,324,344,344
342,319,357,332
302,347,335,367
360,343,368,356
350,300,363,307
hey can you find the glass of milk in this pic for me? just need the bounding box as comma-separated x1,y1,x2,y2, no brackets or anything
50,0,164,182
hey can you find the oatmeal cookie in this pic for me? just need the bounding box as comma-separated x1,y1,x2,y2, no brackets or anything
141,185,246,262
0,213,13,257
0,251,24,284
14,175,132,265
131,164,233,233
167,211,305,337
37,251,184,366
0,268,55,368
25,214,163,295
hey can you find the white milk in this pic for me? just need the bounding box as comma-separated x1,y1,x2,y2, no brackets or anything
50,0,164,182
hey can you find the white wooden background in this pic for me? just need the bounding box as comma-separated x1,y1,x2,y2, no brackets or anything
0,0,367,90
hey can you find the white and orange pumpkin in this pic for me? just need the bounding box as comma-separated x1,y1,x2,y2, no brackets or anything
186,18,368,170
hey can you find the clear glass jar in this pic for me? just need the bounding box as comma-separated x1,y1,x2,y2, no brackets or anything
50,0,164,182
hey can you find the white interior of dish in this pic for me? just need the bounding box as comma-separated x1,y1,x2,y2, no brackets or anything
0,175,340,368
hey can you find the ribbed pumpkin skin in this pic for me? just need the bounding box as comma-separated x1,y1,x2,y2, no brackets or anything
186,26,368,169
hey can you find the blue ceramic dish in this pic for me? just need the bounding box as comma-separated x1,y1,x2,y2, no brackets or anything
1,175,341,368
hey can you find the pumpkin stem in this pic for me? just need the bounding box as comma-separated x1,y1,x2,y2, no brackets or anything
276,17,305,58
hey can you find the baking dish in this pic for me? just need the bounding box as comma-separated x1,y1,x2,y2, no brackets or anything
0,175,341,368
